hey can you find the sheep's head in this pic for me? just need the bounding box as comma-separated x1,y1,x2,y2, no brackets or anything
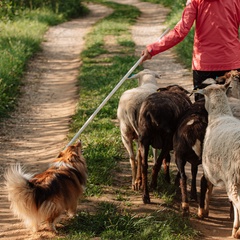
216,70,240,98
192,71,240,99
195,82,231,113
128,69,161,86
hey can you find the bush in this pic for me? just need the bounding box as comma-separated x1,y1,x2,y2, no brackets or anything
0,0,86,20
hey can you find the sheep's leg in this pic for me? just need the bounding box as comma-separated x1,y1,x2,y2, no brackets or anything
198,175,207,218
204,180,213,216
121,135,137,190
231,204,240,238
151,149,170,189
135,147,142,190
150,149,164,189
163,153,171,183
152,149,171,184
190,164,198,201
139,142,150,204
174,171,180,187
152,148,158,164
230,201,234,220
198,175,213,219
176,158,189,216
228,189,240,238
150,157,163,189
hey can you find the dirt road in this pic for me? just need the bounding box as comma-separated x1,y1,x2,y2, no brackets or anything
0,1,233,239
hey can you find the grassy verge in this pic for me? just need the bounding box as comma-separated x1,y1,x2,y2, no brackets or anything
63,1,199,239
0,5,88,118
59,202,197,240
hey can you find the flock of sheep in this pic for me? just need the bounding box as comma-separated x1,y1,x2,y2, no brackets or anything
117,69,240,238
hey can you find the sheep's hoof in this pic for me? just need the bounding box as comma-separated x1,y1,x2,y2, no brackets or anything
134,179,142,191
232,228,240,239
143,195,150,204
181,202,189,217
197,208,208,219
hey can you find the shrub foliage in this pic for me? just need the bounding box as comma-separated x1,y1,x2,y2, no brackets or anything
0,0,84,19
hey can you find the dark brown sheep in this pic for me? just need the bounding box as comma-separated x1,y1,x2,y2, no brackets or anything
137,85,192,204
173,99,207,216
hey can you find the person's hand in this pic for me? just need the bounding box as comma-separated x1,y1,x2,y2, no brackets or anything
140,48,152,64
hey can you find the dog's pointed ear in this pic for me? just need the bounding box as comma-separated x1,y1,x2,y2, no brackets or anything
75,140,82,147
75,140,83,156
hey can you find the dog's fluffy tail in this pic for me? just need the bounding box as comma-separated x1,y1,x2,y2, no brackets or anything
4,163,37,229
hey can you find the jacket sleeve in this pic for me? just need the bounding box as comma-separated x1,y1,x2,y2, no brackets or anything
147,0,198,57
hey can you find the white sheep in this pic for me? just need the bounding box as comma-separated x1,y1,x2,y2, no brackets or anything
198,70,240,219
117,69,160,190
197,81,240,238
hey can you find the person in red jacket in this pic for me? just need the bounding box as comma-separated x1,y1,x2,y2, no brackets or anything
141,0,240,100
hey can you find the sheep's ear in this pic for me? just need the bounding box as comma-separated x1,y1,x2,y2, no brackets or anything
195,88,205,95
230,70,240,80
155,72,161,79
224,71,232,79
127,73,139,79
224,80,231,90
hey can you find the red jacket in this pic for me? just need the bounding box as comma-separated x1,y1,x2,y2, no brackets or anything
147,0,240,71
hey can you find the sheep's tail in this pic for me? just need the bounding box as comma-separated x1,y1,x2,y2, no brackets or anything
127,109,140,136
4,163,37,227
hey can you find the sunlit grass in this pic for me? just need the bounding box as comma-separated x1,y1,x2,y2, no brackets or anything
59,202,198,240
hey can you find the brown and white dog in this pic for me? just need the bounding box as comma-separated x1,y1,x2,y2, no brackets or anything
4,140,87,233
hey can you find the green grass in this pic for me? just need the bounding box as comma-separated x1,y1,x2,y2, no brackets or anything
58,202,198,240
